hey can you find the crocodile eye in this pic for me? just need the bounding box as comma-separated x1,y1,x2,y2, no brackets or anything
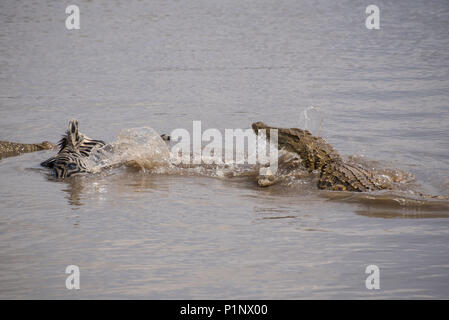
67,163,77,170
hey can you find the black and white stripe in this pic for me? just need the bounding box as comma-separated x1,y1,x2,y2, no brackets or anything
41,119,104,178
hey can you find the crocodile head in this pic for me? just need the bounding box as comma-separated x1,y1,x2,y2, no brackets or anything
251,121,342,172
252,121,314,155
37,141,57,150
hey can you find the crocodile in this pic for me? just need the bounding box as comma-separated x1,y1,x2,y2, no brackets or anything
0,140,57,159
252,121,402,192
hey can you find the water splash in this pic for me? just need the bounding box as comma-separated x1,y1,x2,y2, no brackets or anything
86,127,171,173
298,106,325,135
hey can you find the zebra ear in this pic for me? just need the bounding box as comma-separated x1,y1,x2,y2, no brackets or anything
67,119,80,147
40,156,56,168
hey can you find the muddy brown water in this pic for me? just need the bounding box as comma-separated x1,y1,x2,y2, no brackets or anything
0,0,448,298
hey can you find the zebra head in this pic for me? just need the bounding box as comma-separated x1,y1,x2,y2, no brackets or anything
52,149,89,179
41,119,105,179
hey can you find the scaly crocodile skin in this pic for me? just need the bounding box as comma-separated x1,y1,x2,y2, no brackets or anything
0,140,56,159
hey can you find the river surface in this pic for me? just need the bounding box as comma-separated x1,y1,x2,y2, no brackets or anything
0,0,449,299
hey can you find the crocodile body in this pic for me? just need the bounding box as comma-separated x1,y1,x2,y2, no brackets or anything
251,121,388,192
0,140,56,159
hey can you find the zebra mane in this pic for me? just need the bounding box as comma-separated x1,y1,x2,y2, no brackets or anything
57,131,70,153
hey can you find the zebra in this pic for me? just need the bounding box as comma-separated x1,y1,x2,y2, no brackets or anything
40,119,106,178
41,119,171,179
